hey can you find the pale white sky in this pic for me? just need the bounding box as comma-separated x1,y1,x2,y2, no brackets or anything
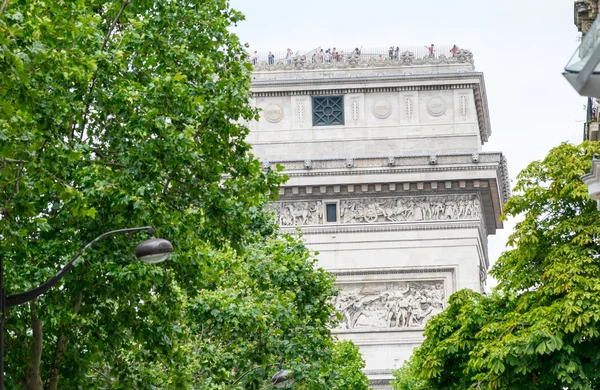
231,0,586,282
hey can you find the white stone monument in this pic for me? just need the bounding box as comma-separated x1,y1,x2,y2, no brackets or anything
248,47,509,389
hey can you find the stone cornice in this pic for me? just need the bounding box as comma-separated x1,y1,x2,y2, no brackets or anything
265,152,510,203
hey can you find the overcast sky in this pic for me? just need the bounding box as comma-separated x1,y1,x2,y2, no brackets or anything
230,0,586,282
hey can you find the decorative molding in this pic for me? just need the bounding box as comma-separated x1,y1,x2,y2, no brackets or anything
269,152,503,171
335,280,445,330
253,83,476,97
499,155,511,203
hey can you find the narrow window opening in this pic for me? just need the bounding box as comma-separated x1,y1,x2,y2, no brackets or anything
326,203,337,222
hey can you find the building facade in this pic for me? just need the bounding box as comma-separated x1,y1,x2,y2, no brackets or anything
574,0,600,140
248,48,509,388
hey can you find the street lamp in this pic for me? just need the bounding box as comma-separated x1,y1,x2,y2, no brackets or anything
0,226,172,389
230,363,294,388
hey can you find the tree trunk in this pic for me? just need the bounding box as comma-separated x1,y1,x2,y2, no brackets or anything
24,300,43,390
45,292,83,390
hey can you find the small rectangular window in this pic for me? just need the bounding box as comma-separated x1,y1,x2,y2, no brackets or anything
326,203,337,222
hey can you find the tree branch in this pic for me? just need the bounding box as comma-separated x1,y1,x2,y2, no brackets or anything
0,0,10,15
45,292,83,390
79,0,132,140
24,300,43,390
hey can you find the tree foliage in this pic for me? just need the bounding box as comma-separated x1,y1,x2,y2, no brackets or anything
393,142,600,389
0,1,368,388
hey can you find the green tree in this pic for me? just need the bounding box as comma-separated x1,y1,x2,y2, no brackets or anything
392,142,600,389
0,1,368,388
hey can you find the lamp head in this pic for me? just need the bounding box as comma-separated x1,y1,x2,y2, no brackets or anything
271,369,293,388
135,236,173,264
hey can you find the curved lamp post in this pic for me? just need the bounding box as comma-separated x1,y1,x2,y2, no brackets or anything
231,363,294,389
0,226,172,389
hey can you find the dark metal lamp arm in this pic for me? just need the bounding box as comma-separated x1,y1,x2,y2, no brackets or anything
230,363,282,387
5,226,154,307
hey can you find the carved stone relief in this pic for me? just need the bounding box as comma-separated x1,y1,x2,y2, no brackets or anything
351,98,360,125
427,96,446,117
459,95,468,121
269,195,482,226
405,96,414,123
264,104,284,123
296,101,306,127
340,195,481,224
267,200,323,226
335,281,445,330
372,100,392,119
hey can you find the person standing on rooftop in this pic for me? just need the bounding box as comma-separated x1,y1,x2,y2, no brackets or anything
425,44,435,58
268,51,275,65
450,45,459,57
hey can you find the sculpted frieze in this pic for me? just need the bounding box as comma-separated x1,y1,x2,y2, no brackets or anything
340,195,481,224
335,281,445,330
268,195,482,226
267,200,323,226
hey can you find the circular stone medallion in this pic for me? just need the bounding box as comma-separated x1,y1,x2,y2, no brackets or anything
372,100,392,119
427,96,446,117
264,104,284,123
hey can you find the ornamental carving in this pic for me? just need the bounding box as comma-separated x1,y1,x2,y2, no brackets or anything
400,51,415,65
264,104,284,123
455,49,474,64
427,96,446,117
459,95,468,121
293,55,307,70
339,195,481,224
296,101,305,127
268,200,323,226
269,195,482,226
405,96,414,123
351,98,360,125
253,50,474,71
335,281,445,330
372,100,392,119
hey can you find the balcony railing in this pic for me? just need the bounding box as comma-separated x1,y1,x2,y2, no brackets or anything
250,44,467,65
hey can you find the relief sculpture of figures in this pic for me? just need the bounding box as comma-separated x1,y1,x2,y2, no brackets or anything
340,195,481,224
268,201,323,226
334,282,446,330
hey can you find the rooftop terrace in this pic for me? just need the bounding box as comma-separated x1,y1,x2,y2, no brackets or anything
250,45,475,80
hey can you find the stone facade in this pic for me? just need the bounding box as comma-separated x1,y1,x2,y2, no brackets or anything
249,50,508,389
575,0,600,34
